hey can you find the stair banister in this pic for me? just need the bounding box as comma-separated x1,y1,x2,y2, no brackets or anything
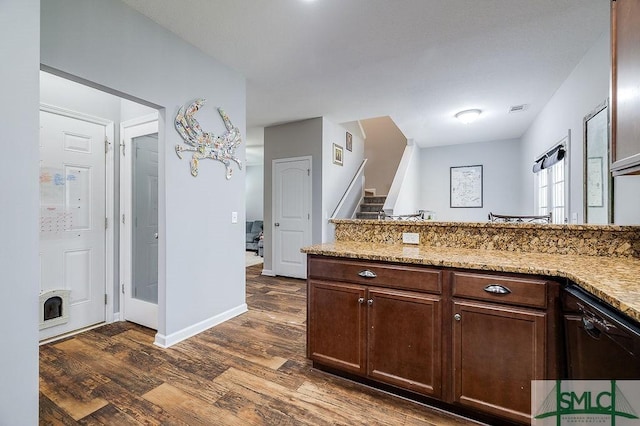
330,159,368,219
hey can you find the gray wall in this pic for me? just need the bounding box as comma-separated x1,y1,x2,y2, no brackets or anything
263,118,323,274
42,0,246,344
245,165,264,221
0,0,40,423
419,139,522,222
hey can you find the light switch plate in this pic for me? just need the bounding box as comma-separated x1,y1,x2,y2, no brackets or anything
402,232,420,244
231,211,238,223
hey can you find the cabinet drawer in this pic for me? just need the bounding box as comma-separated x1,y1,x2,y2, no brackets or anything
451,271,548,308
308,256,442,294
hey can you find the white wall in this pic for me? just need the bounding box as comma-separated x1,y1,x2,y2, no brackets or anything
419,138,522,222
41,0,247,346
0,0,40,423
389,144,421,216
614,177,640,225
519,31,613,223
322,118,365,241
245,165,264,221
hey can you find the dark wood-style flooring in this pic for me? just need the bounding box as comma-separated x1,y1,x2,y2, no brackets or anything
39,264,481,425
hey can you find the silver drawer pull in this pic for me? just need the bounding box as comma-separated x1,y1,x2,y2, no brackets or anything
358,270,377,279
484,284,511,295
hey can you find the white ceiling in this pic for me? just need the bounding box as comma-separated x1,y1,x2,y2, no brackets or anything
120,0,609,149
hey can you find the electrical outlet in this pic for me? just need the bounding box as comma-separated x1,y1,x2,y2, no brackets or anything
402,232,420,245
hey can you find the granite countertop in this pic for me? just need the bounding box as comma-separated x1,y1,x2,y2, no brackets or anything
302,241,640,323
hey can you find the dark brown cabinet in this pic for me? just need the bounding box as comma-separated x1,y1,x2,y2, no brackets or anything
307,255,561,425
308,280,366,375
450,271,559,424
307,257,444,398
368,288,442,397
452,301,546,424
611,0,640,175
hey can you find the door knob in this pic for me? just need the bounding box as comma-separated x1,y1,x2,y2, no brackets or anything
367,299,374,306
274,222,280,227
358,297,365,304
154,232,158,240
454,313,461,321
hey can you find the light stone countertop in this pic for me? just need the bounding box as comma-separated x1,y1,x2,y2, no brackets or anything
302,241,640,323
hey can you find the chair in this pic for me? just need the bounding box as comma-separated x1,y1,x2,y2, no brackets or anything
488,212,552,224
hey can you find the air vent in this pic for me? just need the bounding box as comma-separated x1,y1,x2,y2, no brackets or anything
509,104,529,113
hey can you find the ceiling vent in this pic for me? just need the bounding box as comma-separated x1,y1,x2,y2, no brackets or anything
509,104,529,113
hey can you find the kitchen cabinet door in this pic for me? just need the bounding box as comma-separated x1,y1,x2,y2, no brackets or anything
308,280,367,375
611,0,640,175
367,288,443,398
452,300,546,424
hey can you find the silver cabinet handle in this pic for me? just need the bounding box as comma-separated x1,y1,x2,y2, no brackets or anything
358,270,377,278
358,297,365,304
154,232,158,240
367,299,374,306
454,313,461,321
582,316,601,339
484,284,511,295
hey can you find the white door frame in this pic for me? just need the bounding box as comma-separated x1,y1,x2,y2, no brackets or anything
119,113,159,328
39,103,116,325
271,155,312,278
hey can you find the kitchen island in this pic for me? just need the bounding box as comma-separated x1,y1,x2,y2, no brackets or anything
301,220,640,425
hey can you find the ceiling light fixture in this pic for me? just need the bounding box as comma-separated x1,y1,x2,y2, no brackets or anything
455,109,482,124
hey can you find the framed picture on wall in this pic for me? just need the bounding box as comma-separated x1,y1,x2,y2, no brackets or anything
333,143,344,166
346,132,353,151
450,165,483,208
586,157,604,207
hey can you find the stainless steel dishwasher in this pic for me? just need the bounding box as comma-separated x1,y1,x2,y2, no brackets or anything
562,284,640,379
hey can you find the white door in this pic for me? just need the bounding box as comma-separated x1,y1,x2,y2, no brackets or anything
121,118,158,329
273,157,312,279
39,110,107,340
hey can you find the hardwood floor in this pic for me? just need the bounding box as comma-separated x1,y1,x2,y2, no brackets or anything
39,265,482,425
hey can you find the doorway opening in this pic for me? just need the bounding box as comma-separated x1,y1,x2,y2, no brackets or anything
39,70,161,342
120,117,159,329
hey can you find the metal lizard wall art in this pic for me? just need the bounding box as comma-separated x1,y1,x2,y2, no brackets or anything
174,98,242,179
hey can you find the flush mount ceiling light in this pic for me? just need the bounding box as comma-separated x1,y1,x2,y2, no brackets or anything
455,109,482,124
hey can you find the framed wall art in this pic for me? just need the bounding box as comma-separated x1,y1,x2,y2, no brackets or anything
333,143,343,166
450,165,483,208
346,132,352,152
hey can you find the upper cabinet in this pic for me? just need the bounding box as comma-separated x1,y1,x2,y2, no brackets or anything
611,0,640,175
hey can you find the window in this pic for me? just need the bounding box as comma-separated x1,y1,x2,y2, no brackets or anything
534,139,568,224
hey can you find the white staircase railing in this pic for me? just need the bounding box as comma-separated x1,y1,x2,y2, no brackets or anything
331,159,368,220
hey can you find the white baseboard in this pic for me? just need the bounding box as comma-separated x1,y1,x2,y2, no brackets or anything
261,269,275,276
153,303,248,348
